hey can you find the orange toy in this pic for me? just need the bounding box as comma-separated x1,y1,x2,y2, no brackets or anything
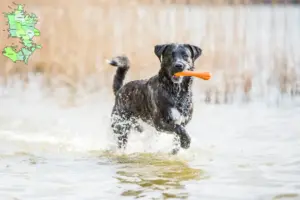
174,71,212,80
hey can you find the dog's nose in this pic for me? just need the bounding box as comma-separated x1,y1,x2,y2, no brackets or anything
174,63,184,70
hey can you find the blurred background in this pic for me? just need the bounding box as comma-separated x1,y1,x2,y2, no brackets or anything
1,0,299,105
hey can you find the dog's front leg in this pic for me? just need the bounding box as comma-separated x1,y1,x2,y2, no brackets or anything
173,124,191,149
154,95,191,151
167,108,191,149
154,114,191,150
169,125,191,155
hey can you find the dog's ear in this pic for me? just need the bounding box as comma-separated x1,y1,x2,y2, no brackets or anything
185,44,202,61
154,44,168,62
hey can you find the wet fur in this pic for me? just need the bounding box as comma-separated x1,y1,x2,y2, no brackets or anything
108,43,202,154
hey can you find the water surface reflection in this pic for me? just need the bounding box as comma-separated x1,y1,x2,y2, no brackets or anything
102,152,208,199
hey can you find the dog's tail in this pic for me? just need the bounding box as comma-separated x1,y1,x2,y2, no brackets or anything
107,56,130,96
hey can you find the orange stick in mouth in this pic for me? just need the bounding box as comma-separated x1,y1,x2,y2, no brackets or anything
174,71,212,80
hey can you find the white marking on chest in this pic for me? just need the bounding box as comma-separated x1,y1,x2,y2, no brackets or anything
170,107,187,125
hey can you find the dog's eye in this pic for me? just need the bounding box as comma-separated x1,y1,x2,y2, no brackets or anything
183,54,189,60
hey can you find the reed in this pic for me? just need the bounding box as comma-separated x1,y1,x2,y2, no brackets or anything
0,0,299,103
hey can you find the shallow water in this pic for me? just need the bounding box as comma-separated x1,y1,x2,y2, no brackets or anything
0,76,300,200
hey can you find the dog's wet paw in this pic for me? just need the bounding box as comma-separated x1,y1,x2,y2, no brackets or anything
180,133,191,149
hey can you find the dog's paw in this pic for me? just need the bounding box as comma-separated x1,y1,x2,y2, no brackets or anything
180,133,191,149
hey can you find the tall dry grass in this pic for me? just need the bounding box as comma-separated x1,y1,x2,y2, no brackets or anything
0,0,299,103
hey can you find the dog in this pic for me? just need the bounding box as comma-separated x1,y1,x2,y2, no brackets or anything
107,43,202,154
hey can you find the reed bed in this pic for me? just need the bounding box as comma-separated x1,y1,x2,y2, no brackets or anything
0,0,299,104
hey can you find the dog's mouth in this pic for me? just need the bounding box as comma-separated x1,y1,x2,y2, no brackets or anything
170,64,192,83
171,73,183,83
172,74,180,80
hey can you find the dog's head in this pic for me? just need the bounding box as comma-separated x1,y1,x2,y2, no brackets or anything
154,43,202,83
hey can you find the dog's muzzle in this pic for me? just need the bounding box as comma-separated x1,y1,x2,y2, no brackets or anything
171,62,187,83
174,63,184,71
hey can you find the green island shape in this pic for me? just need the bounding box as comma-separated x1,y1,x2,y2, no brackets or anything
2,4,42,64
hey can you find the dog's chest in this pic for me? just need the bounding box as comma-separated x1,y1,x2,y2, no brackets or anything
170,102,192,125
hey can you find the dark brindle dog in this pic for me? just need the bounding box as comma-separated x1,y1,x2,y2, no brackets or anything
107,43,202,154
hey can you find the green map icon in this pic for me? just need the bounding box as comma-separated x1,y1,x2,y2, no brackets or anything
2,3,42,64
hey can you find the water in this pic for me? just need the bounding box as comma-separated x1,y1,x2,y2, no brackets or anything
0,75,299,200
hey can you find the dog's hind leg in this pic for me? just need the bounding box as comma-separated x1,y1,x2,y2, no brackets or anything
111,111,140,149
111,111,130,149
111,118,131,149
111,116,144,149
